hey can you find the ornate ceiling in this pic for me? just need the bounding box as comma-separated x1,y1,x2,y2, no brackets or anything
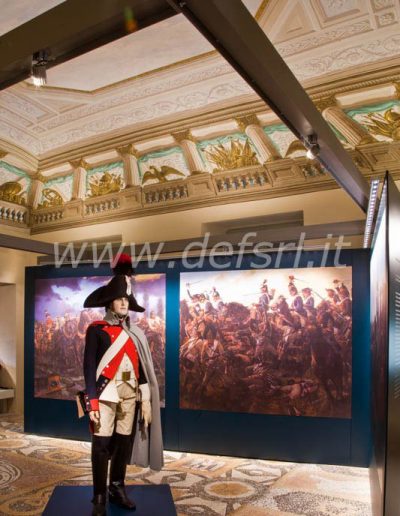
0,0,65,37
0,0,399,163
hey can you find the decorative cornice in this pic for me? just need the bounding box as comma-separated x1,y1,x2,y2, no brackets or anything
289,33,400,82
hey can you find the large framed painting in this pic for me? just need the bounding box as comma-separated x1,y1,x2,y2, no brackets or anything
34,273,166,406
180,267,352,418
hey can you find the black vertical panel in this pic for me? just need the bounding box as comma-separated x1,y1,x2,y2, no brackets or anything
370,178,388,516
370,173,400,516
385,174,400,515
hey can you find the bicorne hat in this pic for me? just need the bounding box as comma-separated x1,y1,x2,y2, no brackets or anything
83,254,145,312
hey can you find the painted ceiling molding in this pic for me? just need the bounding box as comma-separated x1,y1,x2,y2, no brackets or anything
0,0,399,157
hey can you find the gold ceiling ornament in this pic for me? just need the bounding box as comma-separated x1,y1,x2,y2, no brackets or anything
205,138,259,171
284,139,307,158
69,158,89,170
313,96,337,112
37,188,64,209
88,171,123,197
362,108,400,140
172,130,195,143
142,165,185,184
235,114,260,132
0,180,26,205
116,143,139,158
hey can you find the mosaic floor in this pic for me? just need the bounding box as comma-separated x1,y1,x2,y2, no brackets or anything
0,414,372,516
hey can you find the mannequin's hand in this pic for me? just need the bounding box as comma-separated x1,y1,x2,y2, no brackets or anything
89,410,100,424
141,400,152,427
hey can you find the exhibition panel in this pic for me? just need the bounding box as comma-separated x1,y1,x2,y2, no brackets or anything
370,173,400,516
24,248,370,466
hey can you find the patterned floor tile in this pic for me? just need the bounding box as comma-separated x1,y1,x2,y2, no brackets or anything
0,414,372,516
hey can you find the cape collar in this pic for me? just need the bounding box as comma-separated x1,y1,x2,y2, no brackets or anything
103,308,130,328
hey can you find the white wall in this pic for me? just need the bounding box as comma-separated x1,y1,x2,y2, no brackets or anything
0,284,16,411
0,246,39,413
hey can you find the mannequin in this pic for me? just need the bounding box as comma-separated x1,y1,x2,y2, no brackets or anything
83,254,163,515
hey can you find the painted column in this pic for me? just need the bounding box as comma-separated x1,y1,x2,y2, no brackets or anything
236,114,281,162
173,130,206,174
27,173,45,208
117,144,141,187
322,106,375,146
69,159,88,200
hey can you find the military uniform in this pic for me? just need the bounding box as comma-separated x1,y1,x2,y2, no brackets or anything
82,254,163,516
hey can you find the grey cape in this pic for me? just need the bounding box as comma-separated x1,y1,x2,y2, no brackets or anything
103,309,164,471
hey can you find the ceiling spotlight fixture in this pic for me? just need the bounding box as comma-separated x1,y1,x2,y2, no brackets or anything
305,134,320,160
31,50,49,87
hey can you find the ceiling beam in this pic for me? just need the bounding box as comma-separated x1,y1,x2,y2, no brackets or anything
0,233,66,256
167,0,370,212
0,0,176,90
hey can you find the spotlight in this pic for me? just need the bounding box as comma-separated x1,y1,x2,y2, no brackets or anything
305,134,320,160
31,50,49,87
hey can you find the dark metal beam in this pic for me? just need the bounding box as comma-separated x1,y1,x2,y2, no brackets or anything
0,0,176,90
0,233,66,255
167,0,370,212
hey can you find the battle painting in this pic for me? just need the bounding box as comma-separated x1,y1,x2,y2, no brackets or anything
180,267,352,418
34,274,166,406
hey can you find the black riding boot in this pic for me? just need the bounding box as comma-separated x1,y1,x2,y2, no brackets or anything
109,433,136,510
91,435,112,516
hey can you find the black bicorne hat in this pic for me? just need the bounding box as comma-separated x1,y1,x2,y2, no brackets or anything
83,254,145,312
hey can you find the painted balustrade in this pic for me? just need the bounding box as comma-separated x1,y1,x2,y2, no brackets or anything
212,165,271,193
0,200,28,224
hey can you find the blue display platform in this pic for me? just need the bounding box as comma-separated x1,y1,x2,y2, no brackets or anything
43,485,176,516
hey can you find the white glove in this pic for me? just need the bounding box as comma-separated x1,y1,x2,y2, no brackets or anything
141,400,152,427
139,383,152,427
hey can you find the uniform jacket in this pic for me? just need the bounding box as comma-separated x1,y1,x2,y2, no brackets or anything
83,309,164,471
83,319,145,411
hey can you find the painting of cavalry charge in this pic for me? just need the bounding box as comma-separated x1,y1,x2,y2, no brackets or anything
33,274,166,406
180,267,352,418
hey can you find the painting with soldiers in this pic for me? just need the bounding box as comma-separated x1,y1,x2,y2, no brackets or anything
180,268,352,418
34,274,166,406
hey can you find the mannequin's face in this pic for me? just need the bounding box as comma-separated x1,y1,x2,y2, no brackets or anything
111,297,129,316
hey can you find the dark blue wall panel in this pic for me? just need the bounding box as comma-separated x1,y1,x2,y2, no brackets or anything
24,249,371,466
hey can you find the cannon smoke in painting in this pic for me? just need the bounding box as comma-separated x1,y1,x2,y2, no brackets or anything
180,268,352,418
34,274,166,406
